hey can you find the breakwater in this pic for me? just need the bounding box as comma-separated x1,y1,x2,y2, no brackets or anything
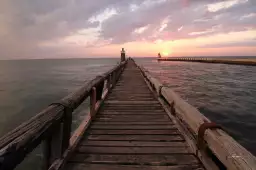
158,57,256,66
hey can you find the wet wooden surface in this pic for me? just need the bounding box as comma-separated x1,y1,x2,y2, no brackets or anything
65,60,204,170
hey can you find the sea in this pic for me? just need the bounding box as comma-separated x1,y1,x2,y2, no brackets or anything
0,57,255,169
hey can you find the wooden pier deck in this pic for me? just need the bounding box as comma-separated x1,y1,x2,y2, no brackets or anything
66,61,204,170
1,54,256,170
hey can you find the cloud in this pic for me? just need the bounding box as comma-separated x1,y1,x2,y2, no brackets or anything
200,39,256,48
0,0,255,59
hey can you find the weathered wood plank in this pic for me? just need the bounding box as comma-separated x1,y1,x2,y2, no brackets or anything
96,114,170,119
100,110,165,113
102,107,164,111
104,101,159,104
85,134,184,141
76,146,190,154
68,154,199,165
92,121,172,125
89,125,177,130
88,129,180,135
106,97,156,101
107,94,155,97
66,163,204,170
95,117,171,122
103,104,163,107
96,115,170,119
80,141,187,147
98,112,166,115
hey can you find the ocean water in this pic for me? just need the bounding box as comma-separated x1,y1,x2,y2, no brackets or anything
0,58,255,169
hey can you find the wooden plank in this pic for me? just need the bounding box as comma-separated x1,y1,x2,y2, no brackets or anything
108,91,154,94
103,104,163,107
85,134,184,141
68,154,199,165
100,110,165,113
66,163,204,170
98,114,167,117
88,129,180,135
95,117,171,122
101,110,165,114
80,141,187,147
97,115,169,120
106,97,156,101
76,146,190,154
107,94,155,97
102,107,164,111
92,121,173,125
96,115,170,119
89,125,176,130
104,101,159,104
98,112,166,115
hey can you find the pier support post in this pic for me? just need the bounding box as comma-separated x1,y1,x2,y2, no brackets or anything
90,87,97,118
96,81,104,101
62,107,72,153
42,137,51,170
42,122,63,170
107,75,111,89
112,72,116,86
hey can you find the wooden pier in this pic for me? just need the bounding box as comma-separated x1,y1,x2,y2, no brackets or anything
65,60,203,170
158,57,256,66
0,50,256,170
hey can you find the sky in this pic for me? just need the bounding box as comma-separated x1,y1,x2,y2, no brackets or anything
0,0,255,59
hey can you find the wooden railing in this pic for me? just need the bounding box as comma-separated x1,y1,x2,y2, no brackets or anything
138,65,256,170
0,60,127,170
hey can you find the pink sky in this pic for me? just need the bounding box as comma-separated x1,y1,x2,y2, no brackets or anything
0,0,255,59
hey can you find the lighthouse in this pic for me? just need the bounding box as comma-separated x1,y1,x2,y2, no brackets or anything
121,48,126,62
158,53,162,58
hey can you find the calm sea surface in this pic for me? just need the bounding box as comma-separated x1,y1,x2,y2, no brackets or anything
0,58,255,169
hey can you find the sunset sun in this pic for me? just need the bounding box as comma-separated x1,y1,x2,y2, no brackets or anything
162,51,170,57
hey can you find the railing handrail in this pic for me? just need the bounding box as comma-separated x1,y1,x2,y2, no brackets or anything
138,65,256,170
0,60,127,170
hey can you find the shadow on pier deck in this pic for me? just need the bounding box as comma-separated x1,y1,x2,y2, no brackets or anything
66,60,203,170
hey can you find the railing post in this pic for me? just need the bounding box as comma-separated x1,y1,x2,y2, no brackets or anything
96,81,104,101
112,72,116,86
42,122,63,170
42,103,72,170
62,107,72,153
42,137,51,170
90,87,97,118
107,75,111,89
117,67,121,78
